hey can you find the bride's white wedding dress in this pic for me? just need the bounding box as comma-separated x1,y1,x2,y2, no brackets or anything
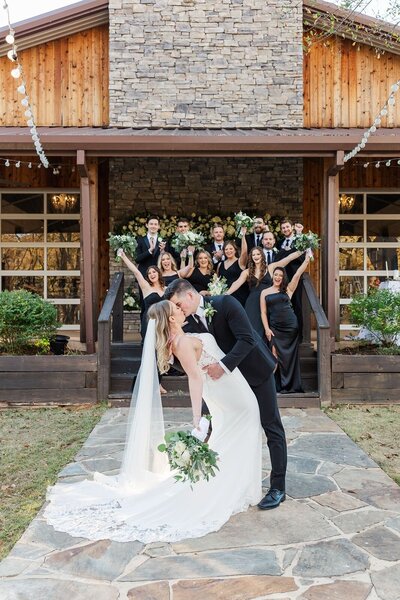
44,330,262,543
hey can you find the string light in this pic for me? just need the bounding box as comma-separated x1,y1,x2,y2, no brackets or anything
361,157,400,168
344,79,400,163
2,1,49,169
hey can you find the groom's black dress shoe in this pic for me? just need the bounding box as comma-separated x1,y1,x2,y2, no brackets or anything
258,489,286,510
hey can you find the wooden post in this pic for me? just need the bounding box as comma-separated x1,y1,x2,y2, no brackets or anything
323,156,341,340
78,150,95,354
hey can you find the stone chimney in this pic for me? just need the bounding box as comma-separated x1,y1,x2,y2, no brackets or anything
109,0,304,128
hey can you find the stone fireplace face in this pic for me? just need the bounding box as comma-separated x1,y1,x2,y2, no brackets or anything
109,0,304,128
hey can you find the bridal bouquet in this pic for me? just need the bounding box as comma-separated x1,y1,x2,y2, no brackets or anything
107,233,137,261
158,430,219,486
207,274,228,296
293,231,320,260
234,211,254,237
171,231,205,254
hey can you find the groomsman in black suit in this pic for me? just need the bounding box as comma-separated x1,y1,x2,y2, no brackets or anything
244,216,268,251
135,215,166,315
276,218,305,340
261,231,278,266
165,278,286,510
205,224,225,270
169,216,191,265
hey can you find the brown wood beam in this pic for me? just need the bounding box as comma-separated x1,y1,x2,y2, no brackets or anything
327,151,345,176
79,150,95,354
322,159,340,340
77,150,88,178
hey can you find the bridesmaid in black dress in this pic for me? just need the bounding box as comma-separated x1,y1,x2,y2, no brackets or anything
260,251,312,393
118,249,167,394
217,239,248,306
227,245,304,336
157,250,194,286
184,250,214,295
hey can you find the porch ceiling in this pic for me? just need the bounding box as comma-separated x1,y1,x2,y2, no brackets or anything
1,127,400,158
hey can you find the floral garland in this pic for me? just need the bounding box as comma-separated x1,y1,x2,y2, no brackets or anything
118,213,283,240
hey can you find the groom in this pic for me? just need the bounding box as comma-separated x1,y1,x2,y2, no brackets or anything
164,279,287,510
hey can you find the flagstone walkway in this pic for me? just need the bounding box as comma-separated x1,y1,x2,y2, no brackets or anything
1,408,400,600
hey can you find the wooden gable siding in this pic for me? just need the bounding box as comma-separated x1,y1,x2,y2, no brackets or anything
0,25,108,127
304,36,400,128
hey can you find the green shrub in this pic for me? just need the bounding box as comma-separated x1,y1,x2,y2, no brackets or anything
0,290,59,354
349,289,400,348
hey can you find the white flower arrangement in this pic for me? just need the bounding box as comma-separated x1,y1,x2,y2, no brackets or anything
203,304,217,321
234,211,255,237
293,231,320,260
171,231,205,254
158,428,219,486
107,233,138,261
207,274,228,296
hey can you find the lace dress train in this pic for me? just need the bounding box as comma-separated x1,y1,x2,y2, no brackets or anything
44,333,262,543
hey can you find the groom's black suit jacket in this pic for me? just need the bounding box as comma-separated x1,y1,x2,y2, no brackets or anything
183,295,276,387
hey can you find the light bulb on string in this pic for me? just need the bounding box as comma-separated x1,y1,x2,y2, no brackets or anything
5,32,15,45
376,162,380,168
11,67,21,78
28,162,32,168
24,110,32,118
15,161,20,168
17,84,26,94
391,83,400,93
388,96,396,106
386,160,391,167
21,98,29,107
364,163,369,168
7,49,16,61
5,159,10,167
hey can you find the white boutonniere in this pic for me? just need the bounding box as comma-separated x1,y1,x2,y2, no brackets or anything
203,305,217,322
273,247,278,254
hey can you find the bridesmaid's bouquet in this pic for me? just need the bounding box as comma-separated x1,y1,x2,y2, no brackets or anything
207,274,228,296
293,231,320,260
171,231,205,254
158,428,219,486
107,233,137,261
234,211,254,237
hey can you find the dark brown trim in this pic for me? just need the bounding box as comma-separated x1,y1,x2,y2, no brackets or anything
79,151,95,353
327,151,345,176
0,0,108,56
1,128,400,157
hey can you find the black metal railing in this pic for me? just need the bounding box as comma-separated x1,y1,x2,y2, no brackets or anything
97,272,124,400
302,273,332,404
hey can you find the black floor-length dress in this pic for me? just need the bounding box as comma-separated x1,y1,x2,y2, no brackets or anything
265,292,303,393
245,271,273,336
218,260,248,306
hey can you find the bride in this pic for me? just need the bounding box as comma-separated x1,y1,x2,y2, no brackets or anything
44,300,262,543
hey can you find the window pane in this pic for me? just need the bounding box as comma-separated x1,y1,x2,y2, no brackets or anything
56,304,80,325
48,276,80,299
339,193,363,214
367,248,399,271
339,276,364,298
340,304,352,325
1,193,43,214
47,220,80,242
367,194,400,215
339,220,363,242
1,248,44,270
367,220,400,242
47,194,80,215
367,276,383,291
339,248,364,270
1,275,44,295
47,248,80,270
1,219,44,242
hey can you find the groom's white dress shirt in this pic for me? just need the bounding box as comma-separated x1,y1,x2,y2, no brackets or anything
195,297,229,373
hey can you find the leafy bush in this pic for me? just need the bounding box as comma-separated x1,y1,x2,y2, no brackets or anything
349,289,400,348
0,290,59,354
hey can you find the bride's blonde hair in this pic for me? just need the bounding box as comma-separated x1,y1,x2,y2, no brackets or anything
147,300,174,374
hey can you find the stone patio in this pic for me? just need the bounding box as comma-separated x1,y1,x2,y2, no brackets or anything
1,408,400,600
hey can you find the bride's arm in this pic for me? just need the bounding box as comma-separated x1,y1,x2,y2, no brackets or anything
174,337,203,428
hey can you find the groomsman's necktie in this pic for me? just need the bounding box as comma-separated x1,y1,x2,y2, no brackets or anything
256,235,261,246
285,239,290,249
267,250,272,265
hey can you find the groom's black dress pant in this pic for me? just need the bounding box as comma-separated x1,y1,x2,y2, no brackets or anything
251,373,287,492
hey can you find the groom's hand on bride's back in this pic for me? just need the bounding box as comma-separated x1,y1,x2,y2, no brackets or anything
204,363,224,380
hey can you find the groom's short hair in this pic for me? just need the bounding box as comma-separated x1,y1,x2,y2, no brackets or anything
164,278,196,299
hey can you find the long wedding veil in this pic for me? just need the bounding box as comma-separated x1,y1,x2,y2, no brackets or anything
113,318,169,490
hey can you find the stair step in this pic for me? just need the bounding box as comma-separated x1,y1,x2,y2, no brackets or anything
108,391,320,409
